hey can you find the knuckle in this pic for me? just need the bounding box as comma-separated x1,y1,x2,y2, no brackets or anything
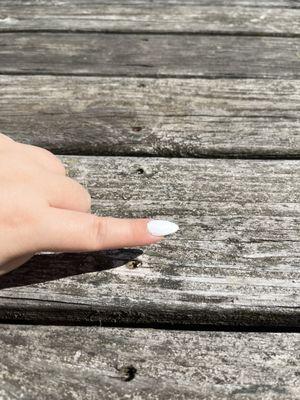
0,133,14,143
84,189,92,211
37,147,66,175
70,179,92,212
78,183,92,211
42,149,66,175
17,143,67,175
0,133,15,145
89,216,109,250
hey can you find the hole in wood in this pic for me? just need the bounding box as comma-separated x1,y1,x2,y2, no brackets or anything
136,167,145,175
117,365,137,382
126,260,142,269
132,126,142,132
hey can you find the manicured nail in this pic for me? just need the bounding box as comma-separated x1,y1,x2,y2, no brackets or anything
147,220,179,236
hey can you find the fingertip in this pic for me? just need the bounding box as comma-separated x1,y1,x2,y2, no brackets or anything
133,218,178,246
146,219,179,237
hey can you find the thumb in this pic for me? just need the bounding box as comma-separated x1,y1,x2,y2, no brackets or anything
37,207,179,252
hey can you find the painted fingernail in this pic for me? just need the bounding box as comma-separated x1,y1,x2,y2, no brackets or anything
147,220,179,236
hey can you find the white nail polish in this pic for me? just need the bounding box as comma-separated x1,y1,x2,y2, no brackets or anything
147,220,179,236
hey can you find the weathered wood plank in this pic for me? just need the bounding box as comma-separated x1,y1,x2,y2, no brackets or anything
0,325,299,399
0,1,300,35
1,0,300,9
0,33,299,78
0,157,299,327
2,76,300,158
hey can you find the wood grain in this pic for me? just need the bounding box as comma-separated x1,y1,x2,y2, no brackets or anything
0,33,299,78
0,0,300,35
0,325,300,400
1,76,300,158
0,325,299,400
0,156,299,328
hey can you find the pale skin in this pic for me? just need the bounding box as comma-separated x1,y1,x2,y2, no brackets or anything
0,133,163,276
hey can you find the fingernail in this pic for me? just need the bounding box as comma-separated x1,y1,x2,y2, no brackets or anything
147,220,179,236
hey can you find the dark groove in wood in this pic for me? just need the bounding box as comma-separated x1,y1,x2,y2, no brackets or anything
0,72,294,80
0,299,299,331
1,29,300,38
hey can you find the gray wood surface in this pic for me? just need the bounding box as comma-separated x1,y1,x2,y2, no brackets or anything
0,1,299,397
1,76,300,158
0,33,299,78
0,156,299,328
0,0,299,35
0,325,299,399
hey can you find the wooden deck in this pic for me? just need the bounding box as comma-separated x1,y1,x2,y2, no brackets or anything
0,1,299,398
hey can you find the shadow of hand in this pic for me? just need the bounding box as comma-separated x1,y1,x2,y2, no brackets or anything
0,249,143,290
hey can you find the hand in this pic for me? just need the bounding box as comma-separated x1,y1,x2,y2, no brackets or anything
0,134,178,275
